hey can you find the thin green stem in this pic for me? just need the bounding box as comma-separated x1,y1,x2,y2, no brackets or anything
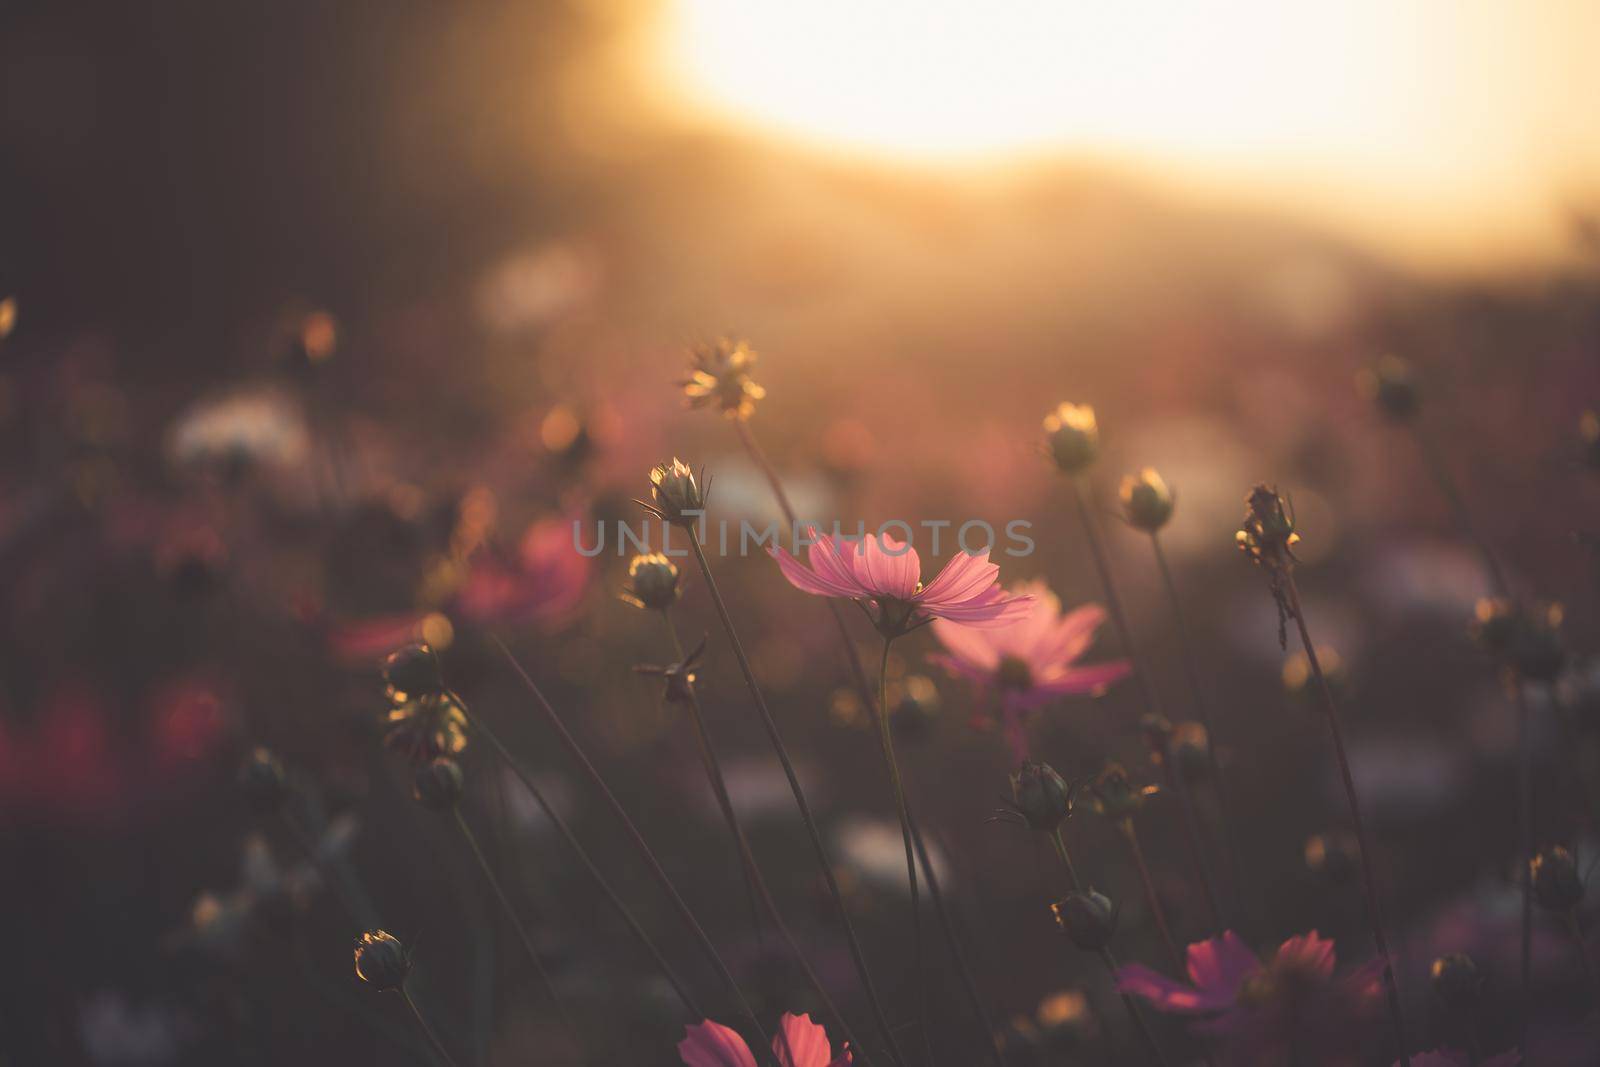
400,986,463,1067
483,641,778,1066
1070,474,1223,929
1282,574,1409,1067
1119,819,1185,976
449,696,704,1021
1049,829,1168,1067
734,421,1006,1065
452,808,587,1064
876,637,931,1066
661,609,864,1067
686,530,908,1067
1149,531,1244,912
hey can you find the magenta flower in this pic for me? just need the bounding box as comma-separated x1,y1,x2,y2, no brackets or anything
770,527,1032,637
929,580,1130,762
454,516,590,629
678,1012,851,1067
1118,931,1381,1065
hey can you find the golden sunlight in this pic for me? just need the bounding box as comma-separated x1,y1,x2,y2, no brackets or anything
655,0,1600,255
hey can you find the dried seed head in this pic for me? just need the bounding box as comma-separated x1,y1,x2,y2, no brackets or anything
1119,468,1174,531
1052,889,1118,950
413,757,464,810
354,930,410,990
1237,484,1299,570
682,338,766,420
1043,403,1099,475
621,553,682,611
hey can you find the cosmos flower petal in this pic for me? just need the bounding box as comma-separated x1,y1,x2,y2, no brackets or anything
925,587,1035,626
1277,930,1336,979
926,651,995,685
679,1021,759,1067
806,530,870,596
916,549,1001,607
1117,963,1228,1014
771,1013,836,1067
1185,931,1260,998
857,534,921,600
929,618,1003,672
1038,603,1109,664
1032,659,1133,695
770,545,862,599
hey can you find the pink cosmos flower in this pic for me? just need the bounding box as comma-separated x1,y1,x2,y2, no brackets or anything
454,515,590,628
678,1012,851,1067
929,580,1130,763
770,527,1031,637
1118,931,1381,1065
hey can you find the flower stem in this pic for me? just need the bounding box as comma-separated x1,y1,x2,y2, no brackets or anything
1564,910,1600,1014
452,807,587,1064
1510,672,1534,1057
1149,531,1245,912
448,694,705,1022
483,640,779,1066
400,985,463,1067
1070,473,1223,929
686,530,908,1067
876,637,932,1066
1049,829,1169,1067
1119,818,1185,976
661,609,867,1066
1281,573,1410,1067
736,418,1004,1064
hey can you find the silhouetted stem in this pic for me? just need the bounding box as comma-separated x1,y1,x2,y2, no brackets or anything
449,696,704,1021
1149,531,1245,910
400,986,463,1067
685,530,907,1067
1119,818,1185,976
452,808,587,1064
1281,574,1409,1067
662,609,862,1067
1511,672,1534,1057
1565,911,1600,1014
1050,829,1169,1066
876,637,931,1065
484,640,778,1065
1070,474,1223,928
735,419,1005,1065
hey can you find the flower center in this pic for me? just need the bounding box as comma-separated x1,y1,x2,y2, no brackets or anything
873,597,918,638
997,655,1034,691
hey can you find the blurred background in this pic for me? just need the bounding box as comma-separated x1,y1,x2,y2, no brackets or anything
3,1,1600,1064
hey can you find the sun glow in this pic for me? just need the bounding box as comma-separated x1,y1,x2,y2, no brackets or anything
655,0,1600,255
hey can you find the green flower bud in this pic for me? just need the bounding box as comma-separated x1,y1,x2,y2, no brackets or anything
238,747,289,815
1531,846,1584,914
648,458,706,527
1009,761,1074,832
414,757,464,810
1051,889,1117,951
1043,403,1099,475
1119,468,1174,532
354,930,411,990
383,643,444,703
620,553,682,611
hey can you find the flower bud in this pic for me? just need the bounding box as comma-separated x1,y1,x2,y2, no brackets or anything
1052,889,1117,950
383,643,444,703
1084,763,1157,821
682,338,766,420
1429,953,1481,1012
1358,356,1420,421
1043,404,1098,475
648,458,706,527
414,757,464,810
1531,846,1584,914
1119,468,1174,531
620,553,681,611
354,930,411,990
1009,761,1074,832
238,747,289,815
